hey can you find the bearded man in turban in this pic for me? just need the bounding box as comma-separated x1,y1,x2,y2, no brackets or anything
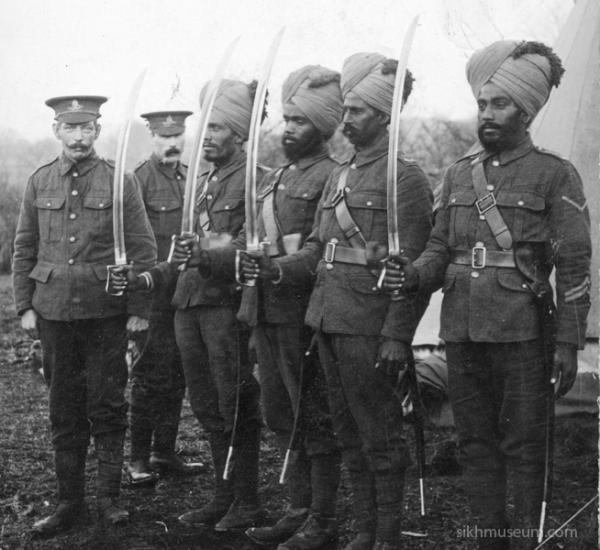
383,41,591,549
237,52,433,550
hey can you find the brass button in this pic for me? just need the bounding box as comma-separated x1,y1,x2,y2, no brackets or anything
46,201,51,207
330,237,339,244
161,206,166,211
69,213,77,220
224,205,230,210
278,184,285,190
350,163,357,169
486,185,494,191
176,175,181,180
479,215,485,220
326,263,334,270
492,160,499,167
69,236,76,243
72,296,81,304
207,194,213,200
289,164,297,171
72,172,78,177
302,193,308,198
522,284,528,289
98,203,104,207
211,176,218,182
471,271,480,278
71,189,78,196
517,200,524,206
366,200,373,206
345,187,351,193
68,259,74,265
451,198,456,203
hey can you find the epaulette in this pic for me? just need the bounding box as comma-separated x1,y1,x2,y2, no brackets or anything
456,143,483,163
102,158,115,168
257,163,272,174
534,146,568,162
31,157,59,177
397,152,418,166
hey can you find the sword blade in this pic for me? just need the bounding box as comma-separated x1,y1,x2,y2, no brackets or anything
386,15,419,256
180,37,240,234
112,68,147,265
245,28,286,252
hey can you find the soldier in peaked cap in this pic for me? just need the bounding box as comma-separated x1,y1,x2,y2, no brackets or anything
383,40,591,550
182,65,345,549
122,108,206,487
235,53,433,550
12,95,157,536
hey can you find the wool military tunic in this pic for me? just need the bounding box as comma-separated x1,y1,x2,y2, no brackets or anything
13,152,156,320
277,134,433,341
414,134,591,348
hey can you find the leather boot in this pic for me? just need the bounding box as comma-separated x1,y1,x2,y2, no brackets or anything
31,448,86,537
178,433,233,527
276,514,338,550
125,459,159,487
214,424,263,532
342,451,376,550
510,470,544,550
463,469,508,550
373,468,405,549
246,450,311,545
309,450,340,520
95,431,129,525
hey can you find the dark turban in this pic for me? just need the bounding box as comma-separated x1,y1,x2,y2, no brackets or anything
466,40,564,119
281,65,343,139
200,79,253,140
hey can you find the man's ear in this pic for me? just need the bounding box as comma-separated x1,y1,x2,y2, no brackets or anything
376,110,391,127
233,134,244,145
52,122,60,139
520,111,532,126
94,123,102,139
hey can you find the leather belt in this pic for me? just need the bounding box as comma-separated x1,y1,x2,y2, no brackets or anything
323,239,367,265
450,243,515,269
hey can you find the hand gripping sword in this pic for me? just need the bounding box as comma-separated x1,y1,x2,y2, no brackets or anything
235,28,285,328
106,69,147,295
167,37,240,269
224,29,286,479
376,15,419,299
374,16,426,516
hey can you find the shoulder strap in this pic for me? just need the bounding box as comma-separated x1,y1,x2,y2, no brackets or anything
470,159,513,250
332,166,367,249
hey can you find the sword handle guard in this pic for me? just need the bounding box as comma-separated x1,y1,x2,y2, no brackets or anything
105,263,132,296
166,232,199,272
237,242,270,286
377,257,406,302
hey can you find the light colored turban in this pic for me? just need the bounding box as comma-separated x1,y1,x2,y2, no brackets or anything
200,79,253,140
282,65,343,139
466,40,554,118
341,52,394,115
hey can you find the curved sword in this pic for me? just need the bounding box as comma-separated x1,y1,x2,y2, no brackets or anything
244,28,286,257
377,15,419,296
180,37,240,236
106,69,147,295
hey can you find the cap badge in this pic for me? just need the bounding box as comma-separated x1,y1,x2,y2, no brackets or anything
69,99,83,112
163,115,176,127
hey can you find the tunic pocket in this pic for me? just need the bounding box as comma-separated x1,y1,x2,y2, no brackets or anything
34,196,65,242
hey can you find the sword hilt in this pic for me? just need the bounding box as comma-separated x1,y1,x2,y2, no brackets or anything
105,263,132,296
237,241,270,287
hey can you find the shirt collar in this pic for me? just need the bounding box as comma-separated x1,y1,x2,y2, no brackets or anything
59,150,100,176
150,153,185,179
211,148,246,180
353,132,388,168
285,143,330,171
478,133,535,166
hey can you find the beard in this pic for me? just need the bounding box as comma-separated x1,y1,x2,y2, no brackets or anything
282,129,323,161
478,111,523,152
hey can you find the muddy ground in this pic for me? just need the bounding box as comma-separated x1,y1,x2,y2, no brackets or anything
0,274,597,549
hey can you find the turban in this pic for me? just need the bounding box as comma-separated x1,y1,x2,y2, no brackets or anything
282,65,343,139
466,40,555,118
341,52,394,115
200,79,253,140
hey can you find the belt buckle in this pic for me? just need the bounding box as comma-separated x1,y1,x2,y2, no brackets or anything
476,193,496,215
471,244,486,269
324,240,337,263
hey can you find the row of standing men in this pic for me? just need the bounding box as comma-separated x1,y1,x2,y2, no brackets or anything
12,39,591,550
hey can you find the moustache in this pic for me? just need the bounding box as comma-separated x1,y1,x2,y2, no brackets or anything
342,124,356,135
479,123,501,131
165,147,181,156
68,143,89,150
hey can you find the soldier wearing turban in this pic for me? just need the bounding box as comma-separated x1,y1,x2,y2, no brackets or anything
241,51,432,550
383,40,591,549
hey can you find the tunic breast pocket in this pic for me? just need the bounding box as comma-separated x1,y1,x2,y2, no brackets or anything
34,196,66,242
83,196,113,237
146,198,182,238
344,191,386,241
283,180,323,232
210,196,244,233
496,191,547,241
447,190,477,246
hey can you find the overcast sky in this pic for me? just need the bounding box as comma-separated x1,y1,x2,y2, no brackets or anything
0,0,571,141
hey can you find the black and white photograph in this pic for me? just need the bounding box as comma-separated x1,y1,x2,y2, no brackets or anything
0,1,597,549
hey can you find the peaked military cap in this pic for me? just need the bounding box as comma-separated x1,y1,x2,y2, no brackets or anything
140,110,193,136
45,95,108,123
